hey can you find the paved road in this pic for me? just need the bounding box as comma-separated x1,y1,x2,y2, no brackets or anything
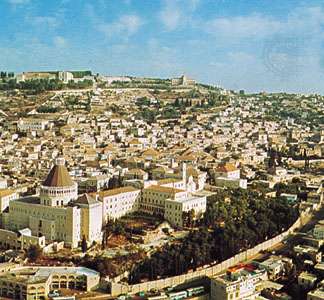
239,209,320,266
299,207,324,233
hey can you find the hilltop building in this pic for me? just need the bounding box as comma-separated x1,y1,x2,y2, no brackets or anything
171,75,196,86
16,71,93,84
58,71,74,83
16,72,57,83
98,75,131,84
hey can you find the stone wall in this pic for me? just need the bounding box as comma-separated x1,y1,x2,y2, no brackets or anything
110,213,307,296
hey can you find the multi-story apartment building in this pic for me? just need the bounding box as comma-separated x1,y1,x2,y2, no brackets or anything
211,264,268,300
58,71,74,83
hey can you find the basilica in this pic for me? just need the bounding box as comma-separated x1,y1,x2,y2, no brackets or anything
1,157,102,248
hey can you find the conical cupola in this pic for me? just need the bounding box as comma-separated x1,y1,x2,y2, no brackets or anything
40,157,78,206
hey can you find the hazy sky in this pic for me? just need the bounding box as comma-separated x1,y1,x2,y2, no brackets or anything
2,0,324,93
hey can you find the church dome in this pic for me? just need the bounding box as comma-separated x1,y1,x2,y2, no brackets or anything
42,157,74,187
40,157,78,206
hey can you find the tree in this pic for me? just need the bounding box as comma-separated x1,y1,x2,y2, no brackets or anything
129,188,299,283
81,235,87,253
182,209,196,228
188,209,196,227
108,176,119,189
27,245,42,262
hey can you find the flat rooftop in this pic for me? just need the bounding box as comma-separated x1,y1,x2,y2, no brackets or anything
169,194,206,204
308,288,324,298
99,186,140,197
214,265,266,285
15,196,40,205
144,185,185,194
0,266,100,284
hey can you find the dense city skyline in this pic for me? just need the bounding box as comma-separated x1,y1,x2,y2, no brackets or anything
0,3,323,297
2,0,324,93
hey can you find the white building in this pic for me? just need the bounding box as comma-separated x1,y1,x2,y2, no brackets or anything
258,256,286,280
308,286,324,300
171,75,196,86
99,186,141,222
100,76,131,84
1,157,102,248
298,272,317,289
211,264,268,300
0,266,100,299
0,190,18,213
164,194,206,227
213,163,240,179
0,178,7,189
17,118,52,132
313,221,324,240
213,163,247,189
58,71,74,83
141,184,206,227
0,227,45,251
74,194,102,243
141,185,187,216
16,72,56,83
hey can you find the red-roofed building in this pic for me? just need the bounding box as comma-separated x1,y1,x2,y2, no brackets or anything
214,163,240,179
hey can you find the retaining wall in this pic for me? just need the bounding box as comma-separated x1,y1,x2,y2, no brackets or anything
110,213,307,296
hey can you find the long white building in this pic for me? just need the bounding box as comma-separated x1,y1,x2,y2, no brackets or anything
99,186,141,222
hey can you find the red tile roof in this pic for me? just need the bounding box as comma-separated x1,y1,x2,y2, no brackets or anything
43,164,74,187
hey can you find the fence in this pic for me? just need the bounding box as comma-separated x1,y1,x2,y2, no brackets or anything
110,212,309,296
